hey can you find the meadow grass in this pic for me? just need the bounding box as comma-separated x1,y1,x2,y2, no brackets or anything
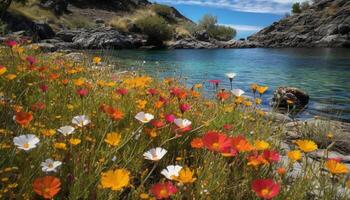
0,42,349,199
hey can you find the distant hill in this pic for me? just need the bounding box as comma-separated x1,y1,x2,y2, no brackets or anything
248,0,350,47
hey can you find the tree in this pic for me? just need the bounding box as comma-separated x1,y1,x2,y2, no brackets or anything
292,3,301,14
198,14,217,31
197,14,236,41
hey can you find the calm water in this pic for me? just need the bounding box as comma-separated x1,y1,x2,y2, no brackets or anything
96,48,350,122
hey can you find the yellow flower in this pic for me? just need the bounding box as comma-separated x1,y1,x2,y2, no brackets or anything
194,83,202,89
287,150,302,162
250,83,258,92
41,129,56,137
255,98,262,105
104,132,121,147
254,140,270,150
97,80,106,87
67,104,74,110
69,138,81,145
0,66,7,76
256,86,268,94
105,81,116,87
295,140,318,153
140,193,149,199
54,142,67,150
176,167,196,184
5,74,16,80
73,78,85,86
244,101,252,107
346,180,350,189
93,56,101,64
100,169,130,191
136,100,147,109
325,159,349,174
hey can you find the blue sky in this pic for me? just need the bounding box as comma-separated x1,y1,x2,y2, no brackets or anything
151,0,309,38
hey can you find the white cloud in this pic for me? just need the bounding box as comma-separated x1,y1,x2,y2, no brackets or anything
152,0,310,14
220,24,263,31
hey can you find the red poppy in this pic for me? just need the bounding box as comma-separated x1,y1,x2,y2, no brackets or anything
262,150,280,163
151,120,165,128
115,88,128,96
61,79,69,86
179,103,191,113
202,131,232,152
39,84,49,93
217,91,231,101
251,179,280,199
32,176,61,199
150,182,177,199
76,88,89,97
14,111,33,126
191,138,204,149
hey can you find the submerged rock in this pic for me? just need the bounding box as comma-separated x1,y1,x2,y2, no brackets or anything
272,87,309,109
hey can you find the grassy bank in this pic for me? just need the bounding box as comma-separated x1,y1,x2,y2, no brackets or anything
0,41,349,199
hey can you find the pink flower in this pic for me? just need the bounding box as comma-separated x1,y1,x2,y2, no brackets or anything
150,182,177,199
147,88,158,96
76,88,89,98
26,56,36,65
39,84,48,93
5,40,17,47
262,150,280,163
209,79,221,84
165,114,175,123
179,103,191,113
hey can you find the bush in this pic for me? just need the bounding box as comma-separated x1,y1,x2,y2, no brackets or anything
208,25,236,41
292,3,301,14
109,17,130,33
151,4,174,21
135,15,173,45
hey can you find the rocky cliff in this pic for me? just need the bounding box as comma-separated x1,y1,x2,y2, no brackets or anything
248,0,350,48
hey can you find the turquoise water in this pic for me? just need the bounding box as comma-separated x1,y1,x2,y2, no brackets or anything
97,48,350,122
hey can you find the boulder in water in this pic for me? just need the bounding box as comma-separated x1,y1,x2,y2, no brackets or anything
272,87,309,109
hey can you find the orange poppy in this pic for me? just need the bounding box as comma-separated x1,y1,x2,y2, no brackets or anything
106,106,124,121
217,91,230,101
191,138,204,149
14,111,33,126
32,176,61,199
232,135,255,152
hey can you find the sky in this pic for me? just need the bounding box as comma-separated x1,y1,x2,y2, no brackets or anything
151,0,309,39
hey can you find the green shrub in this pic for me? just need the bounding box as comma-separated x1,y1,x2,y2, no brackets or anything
135,15,173,45
208,25,236,41
292,3,301,14
151,4,174,21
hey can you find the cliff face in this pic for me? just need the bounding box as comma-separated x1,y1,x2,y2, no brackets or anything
248,0,350,47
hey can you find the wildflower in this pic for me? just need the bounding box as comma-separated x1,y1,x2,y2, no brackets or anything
116,88,128,96
39,84,48,93
208,79,221,85
191,138,203,149
232,135,255,152
100,168,130,191
174,118,191,129
247,153,268,167
231,89,245,97
151,120,165,128
254,140,270,150
72,115,91,127
244,101,253,107
93,56,101,64
143,147,167,161
54,143,67,150
225,72,236,79
136,100,147,109
106,106,124,121
179,103,191,113
257,86,269,95
14,111,33,126
217,91,231,101
13,134,40,151
147,88,158,96
250,83,258,93
262,150,280,163
73,78,85,86
223,124,233,131
325,159,349,174
176,167,196,183
32,176,61,199
31,102,46,111
40,159,62,172
295,140,318,153
251,179,280,199
255,98,262,105
140,193,149,199
5,73,16,80
161,165,183,180
165,114,175,123
287,150,302,162
202,131,232,152
5,40,17,47
104,132,121,147
69,138,81,145
135,112,154,123
150,182,177,199
0,66,7,76
41,129,56,137
277,167,286,176
26,56,36,65
76,88,89,97
57,126,75,136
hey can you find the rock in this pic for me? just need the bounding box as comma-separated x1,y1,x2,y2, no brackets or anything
193,30,210,42
33,21,55,40
34,43,58,52
56,30,81,42
168,37,218,49
248,0,350,47
94,18,105,24
265,112,293,123
39,0,68,15
62,52,86,63
309,149,350,163
272,87,309,109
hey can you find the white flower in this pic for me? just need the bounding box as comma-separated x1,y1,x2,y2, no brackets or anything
72,115,91,127
143,147,167,161
13,134,40,151
226,73,237,79
57,126,75,136
161,165,183,180
174,118,192,129
135,112,154,123
231,89,245,97
40,158,62,172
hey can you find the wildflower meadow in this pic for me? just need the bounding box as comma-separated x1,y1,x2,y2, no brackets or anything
0,41,349,199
